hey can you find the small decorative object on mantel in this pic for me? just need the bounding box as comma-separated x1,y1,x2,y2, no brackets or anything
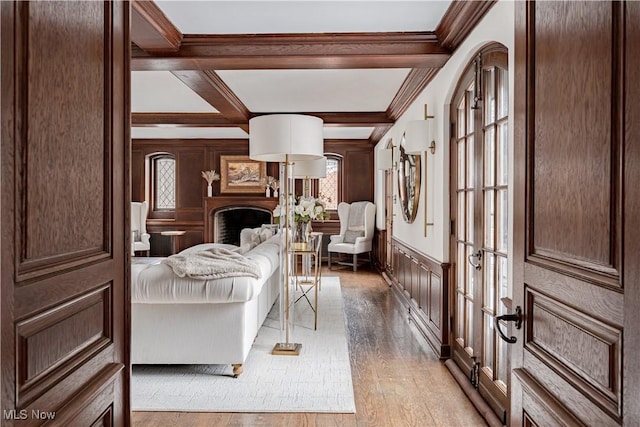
261,176,277,198
271,179,280,198
201,170,220,197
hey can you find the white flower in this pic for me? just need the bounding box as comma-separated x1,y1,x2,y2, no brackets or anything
273,196,329,224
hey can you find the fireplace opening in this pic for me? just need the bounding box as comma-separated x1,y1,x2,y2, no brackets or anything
214,207,272,245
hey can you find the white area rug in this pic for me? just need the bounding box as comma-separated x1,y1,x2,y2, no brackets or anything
131,277,355,413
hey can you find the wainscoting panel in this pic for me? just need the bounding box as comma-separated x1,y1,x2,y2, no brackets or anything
16,285,113,407
389,239,450,358
524,288,621,420
16,1,111,281
526,0,622,282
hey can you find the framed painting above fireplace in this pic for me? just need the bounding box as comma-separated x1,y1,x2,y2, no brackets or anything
220,155,267,194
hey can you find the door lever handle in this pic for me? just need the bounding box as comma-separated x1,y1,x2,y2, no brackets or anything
495,306,522,344
468,250,482,270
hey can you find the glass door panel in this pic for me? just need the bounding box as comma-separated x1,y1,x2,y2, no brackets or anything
452,48,509,423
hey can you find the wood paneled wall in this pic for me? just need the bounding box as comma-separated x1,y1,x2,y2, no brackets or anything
132,139,374,254
388,239,450,359
372,228,387,271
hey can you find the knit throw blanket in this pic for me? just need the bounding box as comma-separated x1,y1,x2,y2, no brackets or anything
162,248,261,280
347,201,368,232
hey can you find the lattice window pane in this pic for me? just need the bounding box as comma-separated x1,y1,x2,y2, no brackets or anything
155,157,175,210
318,158,339,210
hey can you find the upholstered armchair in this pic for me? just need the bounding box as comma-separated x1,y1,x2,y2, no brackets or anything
328,201,376,272
131,201,151,256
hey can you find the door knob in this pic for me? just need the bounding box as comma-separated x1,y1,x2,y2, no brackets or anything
495,306,522,344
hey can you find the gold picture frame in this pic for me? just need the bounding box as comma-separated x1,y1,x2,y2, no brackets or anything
220,155,267,194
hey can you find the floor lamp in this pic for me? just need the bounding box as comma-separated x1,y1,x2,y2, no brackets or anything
292,156,327,198
249,114,324,356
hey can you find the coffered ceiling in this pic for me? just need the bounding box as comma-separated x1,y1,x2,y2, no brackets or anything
130,0,495,144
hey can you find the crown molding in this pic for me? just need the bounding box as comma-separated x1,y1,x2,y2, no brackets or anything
436,1,497,51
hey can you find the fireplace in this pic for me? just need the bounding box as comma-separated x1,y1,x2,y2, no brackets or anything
204,197,279,244
215,207,272,245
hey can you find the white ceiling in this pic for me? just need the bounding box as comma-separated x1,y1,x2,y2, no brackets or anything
154,1,451,34
132,71,218,112
216,69,411,113
131,1,452,139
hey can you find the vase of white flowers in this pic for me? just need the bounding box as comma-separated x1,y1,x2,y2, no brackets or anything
273,196,329,247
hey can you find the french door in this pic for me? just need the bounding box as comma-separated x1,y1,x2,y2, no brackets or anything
451,46,509,421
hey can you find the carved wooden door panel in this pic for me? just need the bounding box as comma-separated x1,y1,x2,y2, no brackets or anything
1,2,129,425
512,1,639,425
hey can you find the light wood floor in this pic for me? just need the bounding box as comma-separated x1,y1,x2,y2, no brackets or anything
132,267,487,427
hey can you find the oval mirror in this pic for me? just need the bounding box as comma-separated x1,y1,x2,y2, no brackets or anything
397,133,421,223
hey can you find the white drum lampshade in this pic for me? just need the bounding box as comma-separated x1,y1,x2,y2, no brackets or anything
249,114,324,161
404,120,430,155
292,156,327,178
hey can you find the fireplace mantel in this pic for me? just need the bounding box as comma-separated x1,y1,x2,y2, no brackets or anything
204,196,279,243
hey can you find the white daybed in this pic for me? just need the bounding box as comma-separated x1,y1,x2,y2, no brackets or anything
131,232,280,377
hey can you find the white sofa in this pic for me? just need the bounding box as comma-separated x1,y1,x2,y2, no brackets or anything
131,231,280,377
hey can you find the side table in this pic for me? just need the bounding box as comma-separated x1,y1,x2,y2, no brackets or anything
160,230,186,255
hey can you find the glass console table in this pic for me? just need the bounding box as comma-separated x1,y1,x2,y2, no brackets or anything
289,232,323,330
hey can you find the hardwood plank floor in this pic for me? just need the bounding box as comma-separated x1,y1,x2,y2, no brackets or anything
132,267,487,427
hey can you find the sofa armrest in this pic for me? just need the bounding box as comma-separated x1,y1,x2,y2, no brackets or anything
141,233,151,245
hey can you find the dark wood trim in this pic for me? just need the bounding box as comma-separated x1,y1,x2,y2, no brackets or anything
131,138,247,147
625,3,640,424
324,139,372,148
435,1,497,51
132,111,393,129
132,32,451,71
286,112,393,128
389,238,451,359
170,70,250,132
131,0,182,53
387,68,440,121
369,125,394,145
132,112,239,127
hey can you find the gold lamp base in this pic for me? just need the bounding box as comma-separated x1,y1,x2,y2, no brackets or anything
272,342,302,356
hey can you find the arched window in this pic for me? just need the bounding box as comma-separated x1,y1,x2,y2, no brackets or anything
149,153,175,212
317,154,342,210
